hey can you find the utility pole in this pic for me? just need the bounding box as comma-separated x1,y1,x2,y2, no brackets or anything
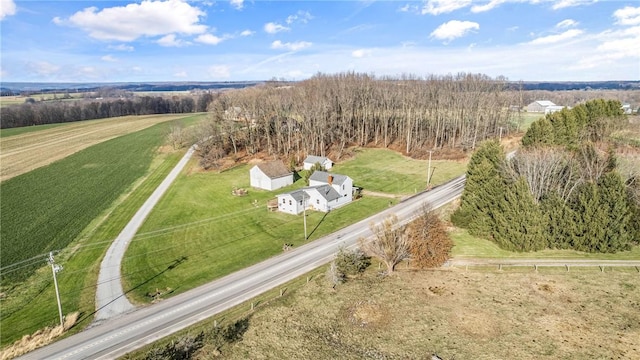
303,195,308,239
48,252,64,327
427,150,433,187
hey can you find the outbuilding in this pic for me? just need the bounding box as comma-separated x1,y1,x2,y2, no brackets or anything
303,155,333,170
249,160,293,191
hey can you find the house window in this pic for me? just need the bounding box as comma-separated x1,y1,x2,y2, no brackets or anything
300,200,303,205
282,198,285,204
342,185,344,190
316,199,320,205
289,200,292,205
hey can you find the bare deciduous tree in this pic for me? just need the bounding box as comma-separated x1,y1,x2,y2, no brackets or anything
359,214,409,274
406,205,453,268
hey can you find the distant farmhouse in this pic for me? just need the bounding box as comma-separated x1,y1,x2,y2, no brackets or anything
622,103,633,115
277,171,353,214
249,160,293,191
526,100,556,113
544,105,570,115
303,155,333,170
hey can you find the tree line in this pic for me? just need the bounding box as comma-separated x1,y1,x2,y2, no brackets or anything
453,99,639,253
0,93,216,129
198,72,516,168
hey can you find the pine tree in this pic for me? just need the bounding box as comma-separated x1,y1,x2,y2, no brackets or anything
522,118,554,147
452,140,505,237
596,172,633,252
493,177,547,251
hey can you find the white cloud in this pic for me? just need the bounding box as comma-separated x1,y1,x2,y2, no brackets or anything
157,34,188,47
471,0,507,13
271,40,312,51
421,0,472,15
556,19,578,28
0,67,7,78
174,70,188,78
208,65,230,79
286,11,313,25
101,55,118,62
58,0,207,42
0,0,16,21
614,6,640,26
528,29,583,45
240,29,254,36
27,61,61,77
108,44,134,51
352,49,373,58
195,33,227,45
430,20,479,43
551,0,596,10
230,0,243,10
264,22,290,34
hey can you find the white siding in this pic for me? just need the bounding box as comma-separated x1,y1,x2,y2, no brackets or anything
277,194,304,214
250,166,293,191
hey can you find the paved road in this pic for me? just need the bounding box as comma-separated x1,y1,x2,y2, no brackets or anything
95,145,196,321
19,175,466,360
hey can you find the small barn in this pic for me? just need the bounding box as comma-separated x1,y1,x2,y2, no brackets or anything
276,171,353,215
277,190,309,215
303,155,333,170
249,160,293,191
526,100,556,113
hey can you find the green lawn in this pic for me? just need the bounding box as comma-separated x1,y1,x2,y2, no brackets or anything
122,163,394,303
0,122,69,137
451,228,640,260
331,148,467,195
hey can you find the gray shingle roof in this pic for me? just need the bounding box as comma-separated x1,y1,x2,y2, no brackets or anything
309,170,348,185
310,184,341,202
304,155,331,164
281,189,310,202
255,160,292,178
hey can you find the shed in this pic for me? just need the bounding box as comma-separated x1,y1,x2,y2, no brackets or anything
249,160,293,191
303,155,333,170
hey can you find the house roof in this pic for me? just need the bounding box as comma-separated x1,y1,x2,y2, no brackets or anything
309,170,349,185
278,189,310,202
254,160,292,179
532,100,556,107
304,155,332,164
309,185,342,202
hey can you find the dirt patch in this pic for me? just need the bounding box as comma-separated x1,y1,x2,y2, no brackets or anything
345,300,390,329
1,312,79,360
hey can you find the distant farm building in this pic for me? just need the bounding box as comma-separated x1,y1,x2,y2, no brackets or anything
277,171,353,214
249,160,293,191
303,155,333,170
526,100,556,113
545,105,570,115
622,103,633,114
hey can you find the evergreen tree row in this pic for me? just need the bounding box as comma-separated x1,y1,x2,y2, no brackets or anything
453,99,639,253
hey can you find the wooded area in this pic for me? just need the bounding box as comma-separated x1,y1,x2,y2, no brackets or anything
197,72,515,168
0,93,214,129
453,99,640,253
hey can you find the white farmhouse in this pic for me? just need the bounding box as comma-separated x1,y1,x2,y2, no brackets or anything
303,155,333,170
277,171,353,214
249,160,293,191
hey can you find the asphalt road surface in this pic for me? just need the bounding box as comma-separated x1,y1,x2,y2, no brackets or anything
95,145,196,321
19,175,466,360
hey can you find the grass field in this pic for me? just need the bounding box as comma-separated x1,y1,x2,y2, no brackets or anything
126,265,640,360
450,228,640,260
331,148,467,195
120,148,467,303
0,114,195,181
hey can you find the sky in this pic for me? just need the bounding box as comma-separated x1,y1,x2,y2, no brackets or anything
0,0,639,83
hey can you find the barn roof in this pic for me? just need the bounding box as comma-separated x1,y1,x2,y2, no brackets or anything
255,160,292,179
533,100,556,107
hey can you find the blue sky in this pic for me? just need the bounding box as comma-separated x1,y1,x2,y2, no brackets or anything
1,0,639,82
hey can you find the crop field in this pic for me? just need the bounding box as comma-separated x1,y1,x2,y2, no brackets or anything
0,116,207,347
0,114,192,181
331,148,467,195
